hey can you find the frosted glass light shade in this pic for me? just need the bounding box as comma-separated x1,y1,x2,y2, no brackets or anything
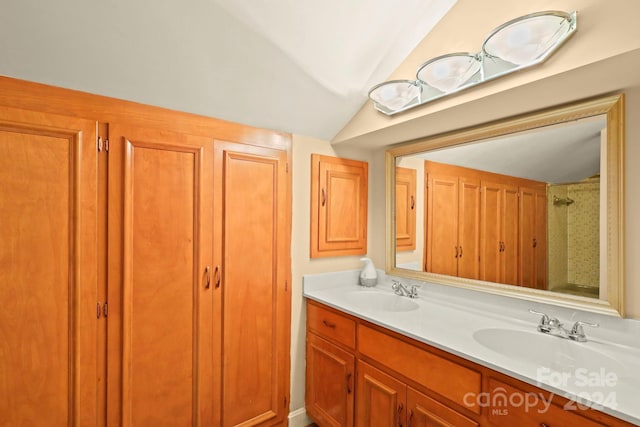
368,80,421,111
482,11,575,66
416,53,481,93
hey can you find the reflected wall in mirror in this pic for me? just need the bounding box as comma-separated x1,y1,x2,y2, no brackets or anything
386,94,624,316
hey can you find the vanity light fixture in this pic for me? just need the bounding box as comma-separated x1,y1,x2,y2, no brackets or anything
368,10,577,115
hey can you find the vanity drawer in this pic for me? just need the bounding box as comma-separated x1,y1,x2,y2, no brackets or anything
307,302,356,349
358,324,481,414
487,378,605,427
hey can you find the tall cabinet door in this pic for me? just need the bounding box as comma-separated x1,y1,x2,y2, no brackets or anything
501,185,520,286
0,107,98,426
457,177,480,280
107,125,214,427
480,181,502,283
214,141,289,427
426,173,459,276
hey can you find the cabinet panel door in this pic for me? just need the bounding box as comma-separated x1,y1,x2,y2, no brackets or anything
535,190,548,290
214,141,289,427
426,173,458,276
396,167,417,251
356,361,406,427
0,107,98,427
306,333,355,427
108,125,214,427
519,187,536,288
480,181,502,283
311,154,368,257
458,177,480,280
502,185,520,286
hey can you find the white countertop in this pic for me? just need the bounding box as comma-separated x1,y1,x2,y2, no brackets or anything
303,270,640,426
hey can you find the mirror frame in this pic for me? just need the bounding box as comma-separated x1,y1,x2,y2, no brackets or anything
385,93,625,316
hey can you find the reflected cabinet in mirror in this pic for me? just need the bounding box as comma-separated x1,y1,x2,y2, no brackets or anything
386,94,625,316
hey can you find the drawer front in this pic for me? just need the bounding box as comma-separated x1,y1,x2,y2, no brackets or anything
307,302,356,349
487,378,605,427
358,324,481,414
408,387,478,427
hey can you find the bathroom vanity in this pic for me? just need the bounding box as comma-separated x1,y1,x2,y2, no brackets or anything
304,271,640,427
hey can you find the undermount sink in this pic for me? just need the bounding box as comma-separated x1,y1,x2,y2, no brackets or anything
344,290,419,312
473,328,624,376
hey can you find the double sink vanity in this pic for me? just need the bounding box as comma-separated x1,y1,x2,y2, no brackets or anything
303,270,640,427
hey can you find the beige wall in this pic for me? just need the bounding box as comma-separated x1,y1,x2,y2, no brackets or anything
289,135,386,417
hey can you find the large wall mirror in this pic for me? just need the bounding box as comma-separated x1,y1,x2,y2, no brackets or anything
386,94,625,316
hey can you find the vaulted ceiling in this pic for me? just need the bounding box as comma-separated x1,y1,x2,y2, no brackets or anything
0,0,456,140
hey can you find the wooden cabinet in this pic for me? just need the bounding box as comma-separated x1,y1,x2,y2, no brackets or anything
395,167,417,251
519,186,548,290
0,106,99,426
480,181,519,285
426,166,480,279
310,154,368,258
0,77,292,427
306,301,634,427
306,302,356,427
425,161,547,289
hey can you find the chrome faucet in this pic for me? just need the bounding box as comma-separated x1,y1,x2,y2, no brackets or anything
391,280,419,298
529,309,599,342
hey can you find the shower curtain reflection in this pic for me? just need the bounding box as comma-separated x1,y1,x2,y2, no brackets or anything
547,178,601,298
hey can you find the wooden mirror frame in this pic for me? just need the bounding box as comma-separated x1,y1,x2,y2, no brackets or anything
385,94,625,316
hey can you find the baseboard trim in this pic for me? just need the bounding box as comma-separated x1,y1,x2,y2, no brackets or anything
288,407,312,427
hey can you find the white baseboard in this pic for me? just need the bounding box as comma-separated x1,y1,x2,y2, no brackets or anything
288,407,312,427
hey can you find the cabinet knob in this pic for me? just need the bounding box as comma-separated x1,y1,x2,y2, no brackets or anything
396,403,404,427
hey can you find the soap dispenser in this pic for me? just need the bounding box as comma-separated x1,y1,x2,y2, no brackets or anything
359,257,378,287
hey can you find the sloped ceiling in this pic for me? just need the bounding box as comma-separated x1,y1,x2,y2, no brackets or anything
0,0,455,140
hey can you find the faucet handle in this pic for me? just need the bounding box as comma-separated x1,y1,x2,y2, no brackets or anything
529,309,550,325
529,309,561,332
570,320,599,336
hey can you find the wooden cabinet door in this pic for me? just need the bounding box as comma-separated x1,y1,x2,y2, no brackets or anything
0,107,98,427
214,141,289,427
306,333,355,427
311,154,368,258
501,185,520,286
396,167,417,251
480,181,502,283
106,125,214,427
481,182,519,285
407,387,478,427
519,187,536,288
535,190,548,290
519,186,547,289
356,361,406,427
426,173,459,276
457,177,481,280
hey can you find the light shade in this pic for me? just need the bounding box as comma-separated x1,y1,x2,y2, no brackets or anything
482,11,575,66
416,53,481,93
368,80,421,112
